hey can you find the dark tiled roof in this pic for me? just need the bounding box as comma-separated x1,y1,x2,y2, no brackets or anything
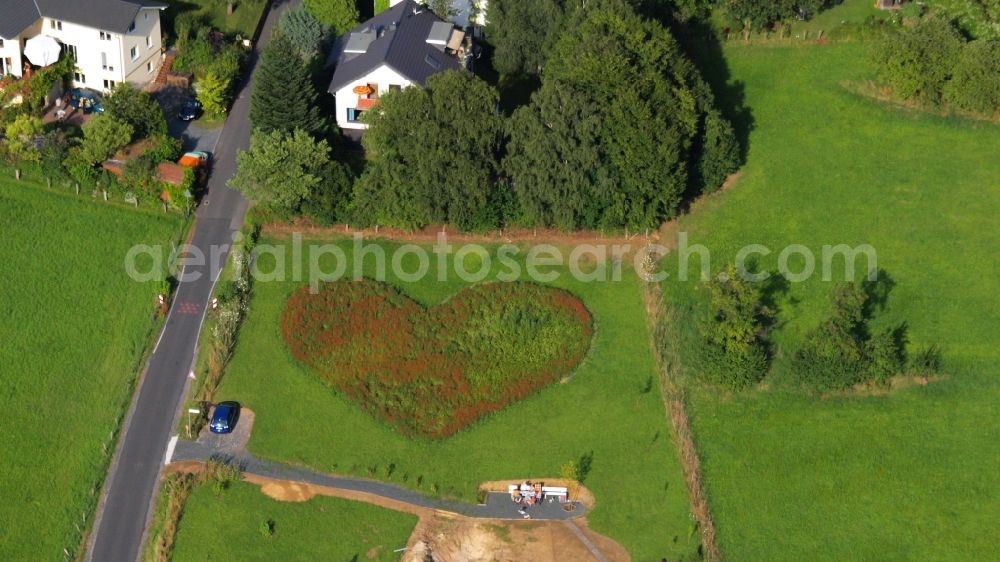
0,0,41,39
327,0,461,93
0,0,166,39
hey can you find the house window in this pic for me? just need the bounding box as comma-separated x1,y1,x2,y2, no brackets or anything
128,21,135,33
101,52,114,71
389,84,402,92
147,61,153,73
74,71,86,84
64,44,78,62
103,79,116,89
50,20,63,31
130,46,138,60
146,35,152,48
347,108,365,123
100,31,112,40
0,39,4,48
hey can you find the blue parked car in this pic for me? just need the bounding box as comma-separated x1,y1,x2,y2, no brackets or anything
209,401,240,434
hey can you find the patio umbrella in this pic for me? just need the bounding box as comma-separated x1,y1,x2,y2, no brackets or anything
23,36,62,67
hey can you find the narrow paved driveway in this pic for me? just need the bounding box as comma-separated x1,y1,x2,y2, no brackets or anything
86,2,295,561
171,439,587,521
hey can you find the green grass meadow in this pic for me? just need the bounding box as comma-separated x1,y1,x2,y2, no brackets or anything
0,179,182,558
662,43,1000,560
171,481,417,561
164,0,269,39
213,239,699,560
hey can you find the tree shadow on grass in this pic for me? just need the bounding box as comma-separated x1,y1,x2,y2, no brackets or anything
676,19,755,164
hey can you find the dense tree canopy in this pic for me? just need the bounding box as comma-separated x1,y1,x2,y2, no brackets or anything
303,0,359,36
104,84,167,140
279,5,328,59
427,0,459,19
873,17,964,105
504,83,611,229
4,115,44,163
944,40,1000,114
249,34,326,136
487,0,564,75
724,0,831,30
78,115,133,164
697,110,740,192
229,128,345,213
505,5,737,230
352,71,503,231
197,71,231,117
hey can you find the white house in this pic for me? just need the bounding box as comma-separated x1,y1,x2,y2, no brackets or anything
327,0,471,131
0,0,166,92
389,0,488,28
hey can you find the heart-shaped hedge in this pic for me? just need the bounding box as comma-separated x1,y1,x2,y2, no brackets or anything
280,279,592,438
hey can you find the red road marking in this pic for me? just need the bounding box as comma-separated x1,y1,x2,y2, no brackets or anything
176,302,202,315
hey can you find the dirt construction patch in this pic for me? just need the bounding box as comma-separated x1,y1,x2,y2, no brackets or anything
402,515,630,562
236,473,629,561
259,480,316,503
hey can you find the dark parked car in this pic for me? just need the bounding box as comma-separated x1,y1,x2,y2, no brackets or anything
209,401,240,434
177,98,202,122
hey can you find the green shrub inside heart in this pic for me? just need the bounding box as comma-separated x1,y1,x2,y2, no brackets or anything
280,279,592,438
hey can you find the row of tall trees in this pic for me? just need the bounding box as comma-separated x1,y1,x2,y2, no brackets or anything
233,0,739,232
354,1,739,232
234,9,354,223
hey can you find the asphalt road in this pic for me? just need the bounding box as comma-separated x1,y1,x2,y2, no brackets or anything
85,3,294,560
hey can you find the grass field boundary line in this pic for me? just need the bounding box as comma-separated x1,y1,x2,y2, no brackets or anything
642,282,722,562
261,223,646,246
0,165,190,218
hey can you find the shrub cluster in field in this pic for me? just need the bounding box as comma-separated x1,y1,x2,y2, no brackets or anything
658,268,939,392
657,265,773,390
280,280,592,437
873,16,1000,115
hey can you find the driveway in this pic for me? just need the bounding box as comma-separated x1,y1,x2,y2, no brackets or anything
194,407,255,457
156,85,224,152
